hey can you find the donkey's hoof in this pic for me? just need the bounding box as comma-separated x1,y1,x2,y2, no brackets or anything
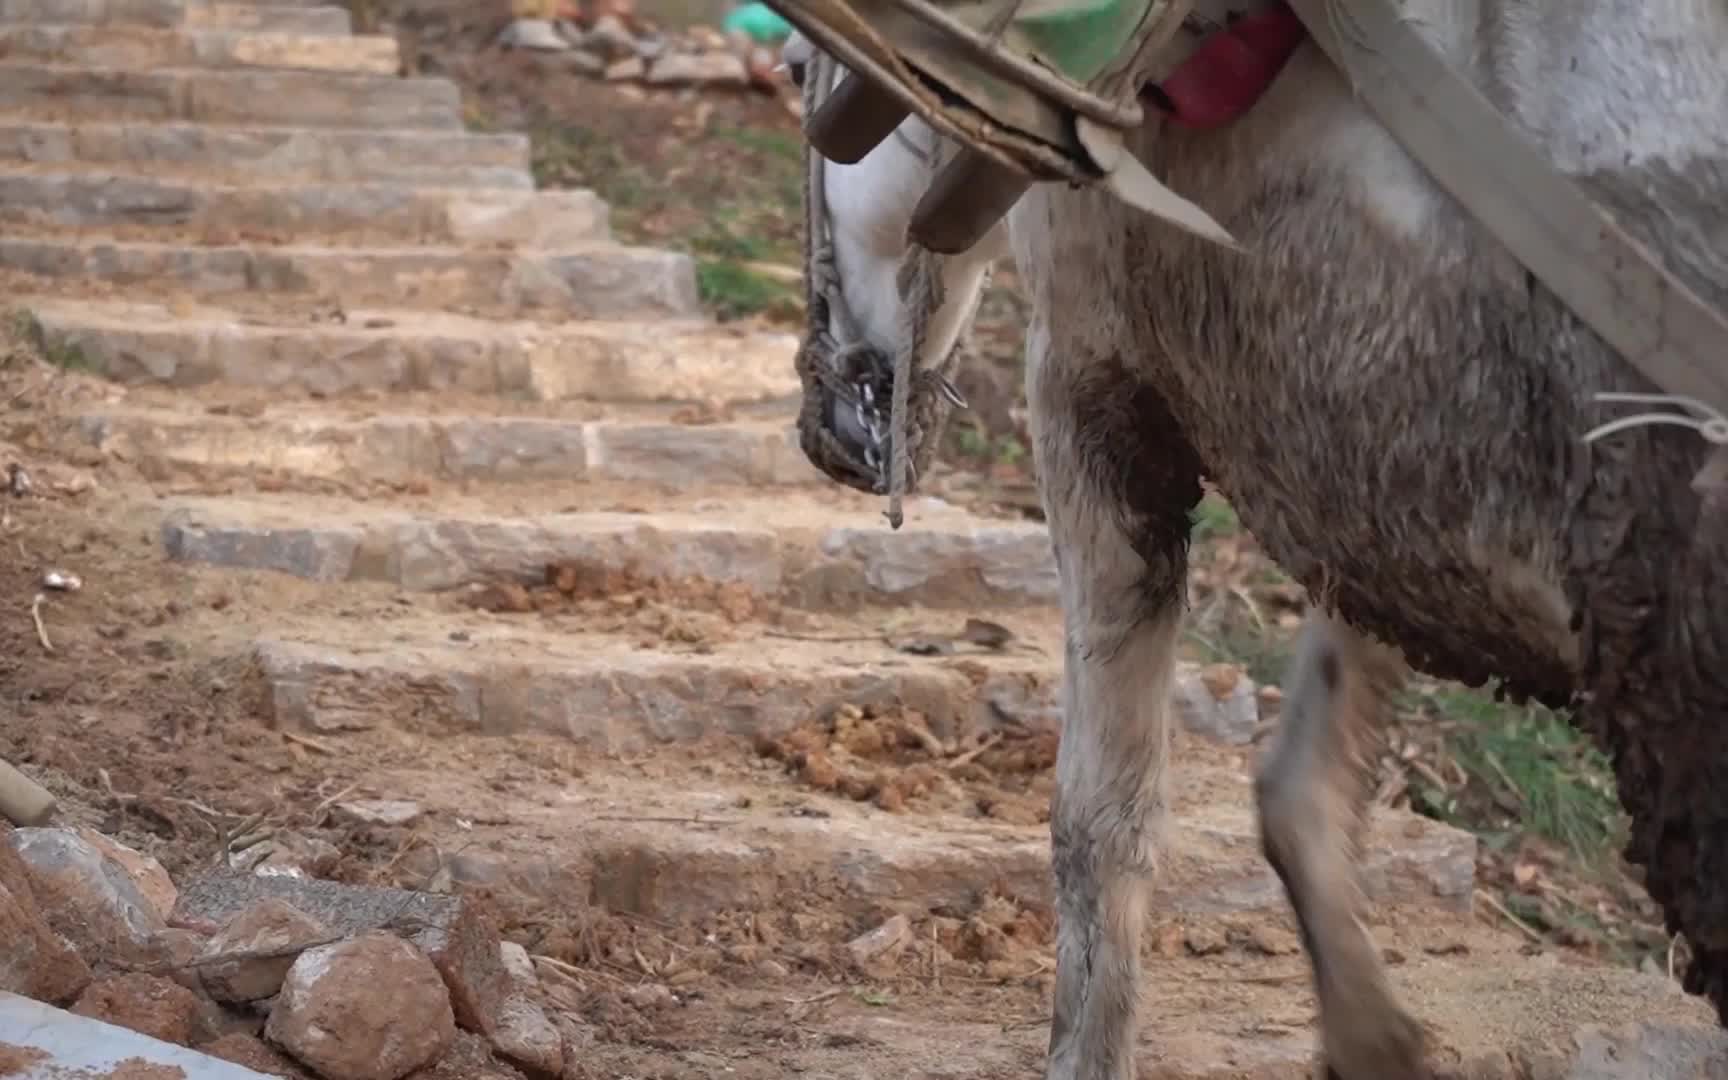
1321,1004,1429,1080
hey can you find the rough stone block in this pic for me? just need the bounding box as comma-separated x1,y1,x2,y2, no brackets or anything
265,933,456,1080
0,121,531,189
198,897,329,1003
1,237,699,319
73,826,177,921
0,65,456,130
7,826,167,967
0,836,92,1003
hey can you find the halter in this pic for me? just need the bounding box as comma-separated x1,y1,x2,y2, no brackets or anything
796,47,974,529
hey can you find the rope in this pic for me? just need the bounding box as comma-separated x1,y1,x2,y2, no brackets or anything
1583,392,1728,448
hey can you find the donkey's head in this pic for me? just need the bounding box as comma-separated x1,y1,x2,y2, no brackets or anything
785,32,1013,502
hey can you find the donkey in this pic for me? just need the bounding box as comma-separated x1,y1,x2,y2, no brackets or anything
785,2,1728,1077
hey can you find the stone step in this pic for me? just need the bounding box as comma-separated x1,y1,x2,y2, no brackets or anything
182,1,349,34
247,624,1473,918
253,614,1061,749
0,236,698,318
157,492,1058,609
0,63,457,130
28,298,796,404
247,725,1472,919
0,0,352,33
73,402,815,487
0,25,398,73
0,173,608,246
0,120,532,189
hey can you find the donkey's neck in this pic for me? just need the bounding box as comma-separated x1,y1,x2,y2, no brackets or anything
821,118,1009,363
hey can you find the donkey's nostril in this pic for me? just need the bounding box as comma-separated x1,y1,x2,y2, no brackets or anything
787,60,807,87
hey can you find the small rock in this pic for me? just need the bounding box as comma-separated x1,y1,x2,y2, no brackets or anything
497,18,569,50
646,50,749,87
74,828,177,921
624,983,675,1009
252,833,342,878
404,1030,523,1080
331,800,423,828
1244,925,1299,957
153,927,209,993
199,1032,310,1078
604,55,645,81
199,898,329,1003
1184,926,1228,957
847,915,913,967
487,941,562,1078
585,13,638,58
491,994,564,1079
756,958,789,978
1200,662,1242,699
8,826,168,967
0,836,91,1003
71,972,201,1046
555,48,606,76
265,932,456,1080
554,1013,596,1057
1173,663,1260,745
689,25,727,50
499,942,536,986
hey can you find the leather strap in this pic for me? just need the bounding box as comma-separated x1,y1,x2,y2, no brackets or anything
1285,0,1728,451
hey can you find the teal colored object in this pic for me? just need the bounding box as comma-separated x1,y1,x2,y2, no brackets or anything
1013,0,1156,84
722,2,792,43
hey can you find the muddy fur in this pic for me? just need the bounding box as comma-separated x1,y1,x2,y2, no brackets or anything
794,1,1728,1076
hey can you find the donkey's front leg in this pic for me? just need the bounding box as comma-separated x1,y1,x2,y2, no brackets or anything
1030,341,1204,1080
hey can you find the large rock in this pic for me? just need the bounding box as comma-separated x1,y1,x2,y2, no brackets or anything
199,898,330,1004
265,932,456,1080
7,826,167,967
73,826,177,921
70,972,202,1045
0,836,92,1003
175,873,515,1049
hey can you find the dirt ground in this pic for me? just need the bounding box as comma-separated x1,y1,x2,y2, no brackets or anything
4,320,1694,1078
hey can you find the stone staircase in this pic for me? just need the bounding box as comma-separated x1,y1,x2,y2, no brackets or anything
6,0,1723,1072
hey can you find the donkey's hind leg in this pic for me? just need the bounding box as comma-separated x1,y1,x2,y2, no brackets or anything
1255,610,1429,1079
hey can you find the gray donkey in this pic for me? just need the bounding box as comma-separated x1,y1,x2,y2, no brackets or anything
784,1,1728,1077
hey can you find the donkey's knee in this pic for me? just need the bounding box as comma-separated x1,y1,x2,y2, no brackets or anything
1255,610,1427,1079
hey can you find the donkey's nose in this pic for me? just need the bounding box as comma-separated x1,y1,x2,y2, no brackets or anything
828,393,882,468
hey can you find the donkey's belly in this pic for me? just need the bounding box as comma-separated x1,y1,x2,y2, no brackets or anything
1136,223,1587,701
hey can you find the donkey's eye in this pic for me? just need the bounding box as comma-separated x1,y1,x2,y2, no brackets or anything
787,60,807,87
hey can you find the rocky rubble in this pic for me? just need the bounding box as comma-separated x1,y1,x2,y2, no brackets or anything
0,824,587,1080
496,0,781,91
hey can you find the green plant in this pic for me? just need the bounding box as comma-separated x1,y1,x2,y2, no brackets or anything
1410,686,1624,864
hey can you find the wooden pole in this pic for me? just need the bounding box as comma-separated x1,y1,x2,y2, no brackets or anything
0,755,55,827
